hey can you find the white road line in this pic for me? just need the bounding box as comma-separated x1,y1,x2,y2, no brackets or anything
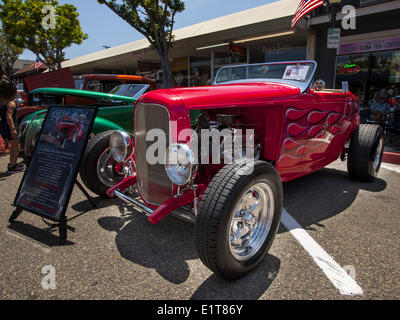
381,163,400,174
6,231,51,254
281,209,363,296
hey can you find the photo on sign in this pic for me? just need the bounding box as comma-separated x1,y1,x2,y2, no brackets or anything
40,112,88,150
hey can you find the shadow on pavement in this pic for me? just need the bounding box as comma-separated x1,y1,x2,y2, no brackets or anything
96,165,385,296
98,211,197,284
190,254,280,300
0,171,18,181
281,167,387,232
71,196,132,217
98,209,281,299
8,221,74,247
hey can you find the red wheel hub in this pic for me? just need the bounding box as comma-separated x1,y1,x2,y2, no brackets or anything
113,161,125,176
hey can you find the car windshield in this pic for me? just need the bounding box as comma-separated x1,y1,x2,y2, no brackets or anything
109,84,150,99
74,79,84,90
214,61,317,93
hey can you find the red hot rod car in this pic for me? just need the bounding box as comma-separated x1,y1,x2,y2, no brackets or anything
55,116,84,149
106,61,384,280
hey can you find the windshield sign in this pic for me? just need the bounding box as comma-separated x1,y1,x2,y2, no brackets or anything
214,61,317,93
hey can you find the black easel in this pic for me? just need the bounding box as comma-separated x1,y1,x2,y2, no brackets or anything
9,180,96,245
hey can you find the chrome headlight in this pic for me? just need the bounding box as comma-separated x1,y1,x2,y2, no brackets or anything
110,131,134,163
165,143,197,186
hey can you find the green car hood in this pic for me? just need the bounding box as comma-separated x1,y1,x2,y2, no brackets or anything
30,87,137,103
22,88,137,157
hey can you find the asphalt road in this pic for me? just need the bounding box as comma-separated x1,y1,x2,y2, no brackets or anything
0,155,399,300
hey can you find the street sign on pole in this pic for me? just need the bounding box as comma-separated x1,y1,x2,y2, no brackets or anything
327,28,341,49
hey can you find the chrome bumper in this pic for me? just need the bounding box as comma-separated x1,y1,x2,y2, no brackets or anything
114,190,153,215
113,190,196,224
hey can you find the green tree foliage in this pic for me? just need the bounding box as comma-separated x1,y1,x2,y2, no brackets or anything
0,0,88,71
98,0,185,88
0,31,23,77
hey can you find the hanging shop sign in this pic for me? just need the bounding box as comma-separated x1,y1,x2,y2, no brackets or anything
339,35,400,55
327,28,341,50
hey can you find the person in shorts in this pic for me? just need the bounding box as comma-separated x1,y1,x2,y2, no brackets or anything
0,75,24,173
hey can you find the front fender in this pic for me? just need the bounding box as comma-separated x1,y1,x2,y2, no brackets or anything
92,117,124,135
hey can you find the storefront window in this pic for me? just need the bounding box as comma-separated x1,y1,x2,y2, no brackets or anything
336,50,400,108
264,47,307,62
249,44,306,63
190,56,211,86
390,50,400,84
336,53,370,105
212,45,249,83
171,57,189,87
215,51,230,66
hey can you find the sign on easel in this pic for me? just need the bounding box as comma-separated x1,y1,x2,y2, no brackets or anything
11,106,97,243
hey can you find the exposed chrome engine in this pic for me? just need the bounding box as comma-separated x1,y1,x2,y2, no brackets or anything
193,111,261,164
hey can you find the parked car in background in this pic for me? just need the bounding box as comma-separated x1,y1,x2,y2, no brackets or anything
106,61,384,281
20,87,148,197
17,71,155,123
73,74,156,93
15,90,29,107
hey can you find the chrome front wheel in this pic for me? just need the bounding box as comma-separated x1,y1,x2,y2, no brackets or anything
80,131,129,198
196,160,283,281
97,147,127,188
229,182,275,261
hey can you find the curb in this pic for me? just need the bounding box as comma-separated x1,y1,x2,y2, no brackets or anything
383,151,400,165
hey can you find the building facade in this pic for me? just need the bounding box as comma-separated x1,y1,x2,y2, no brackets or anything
311,0,400,108
61,0,400,108
62,0,309,87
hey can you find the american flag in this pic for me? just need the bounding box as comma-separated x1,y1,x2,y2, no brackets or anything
34,58,43,71
291,0,324,29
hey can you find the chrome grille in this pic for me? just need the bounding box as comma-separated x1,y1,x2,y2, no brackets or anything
135,103,173,205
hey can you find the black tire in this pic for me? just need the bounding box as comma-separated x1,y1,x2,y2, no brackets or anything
195,160,283,281
79,130,121,198
347,124,384,182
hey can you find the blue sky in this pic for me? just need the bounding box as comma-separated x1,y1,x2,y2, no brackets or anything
20,0,276,61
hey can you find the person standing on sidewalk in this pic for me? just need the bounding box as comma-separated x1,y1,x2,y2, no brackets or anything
0,75,24,173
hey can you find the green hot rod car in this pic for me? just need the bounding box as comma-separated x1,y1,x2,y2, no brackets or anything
20,86,145,197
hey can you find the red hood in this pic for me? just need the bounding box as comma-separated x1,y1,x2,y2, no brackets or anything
139,82,301,110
